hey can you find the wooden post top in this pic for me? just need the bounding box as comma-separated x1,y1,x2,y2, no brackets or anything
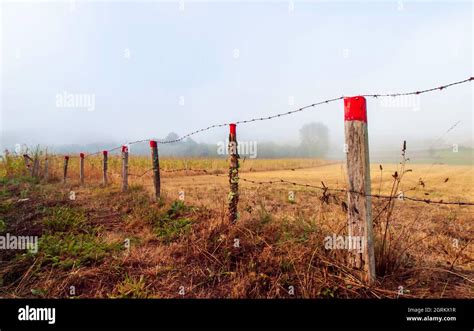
102,150,108,156
344,96,367,123
229,123,236,135
122,145,128,153
149,140,157,148
79,153,85,159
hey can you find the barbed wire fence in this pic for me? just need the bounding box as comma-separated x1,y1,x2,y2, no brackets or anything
13,76,474,283
65,77,473,202
144,168,474,207
16,76,474,205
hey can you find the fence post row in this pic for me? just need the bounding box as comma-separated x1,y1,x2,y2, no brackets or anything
228,123,239,223
121,146,129,192
102,151,108,186
63,155,69,184
150,140,161,200
343,96,376,285
79,153,85,184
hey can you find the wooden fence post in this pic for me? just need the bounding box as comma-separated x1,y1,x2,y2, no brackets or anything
63,156,69,184
344,96,376,284
79,153,85,184
44,154,49,181
102,151,108,186
32,157,40,178
23,154,32,175
228,123,239,223
121,146,129,192
150,140,160,199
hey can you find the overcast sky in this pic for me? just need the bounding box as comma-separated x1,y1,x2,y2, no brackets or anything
1,0,472,152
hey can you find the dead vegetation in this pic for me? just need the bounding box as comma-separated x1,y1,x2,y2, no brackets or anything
0,152,472,299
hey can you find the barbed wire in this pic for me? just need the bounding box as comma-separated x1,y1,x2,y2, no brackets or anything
50,75,474,207
126,167,210,178
158,77,473,143
89,163,474,206
127,163,474,206
86,140,150,158
210,174,474,206
111,167,210,178
361,77,473,98
243,177,474,206
161,168,209,173
80,76,472,156
128,168,154,178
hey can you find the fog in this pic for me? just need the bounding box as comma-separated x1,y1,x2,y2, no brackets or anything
1,1,472,159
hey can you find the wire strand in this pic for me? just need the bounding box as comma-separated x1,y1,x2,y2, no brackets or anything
82,76,472,155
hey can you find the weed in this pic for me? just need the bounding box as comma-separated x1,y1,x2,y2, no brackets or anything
167,200,191,218
318,286,338,298
155,217,192,243
38,233,121,269
153,201,193,243
279,258,293,273
113,274,149,298
247,202,272,234
42,207,87,233
30,288,48,297
0,200,14,215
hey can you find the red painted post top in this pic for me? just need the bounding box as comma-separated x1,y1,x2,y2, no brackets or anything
80,153,85,159
65,156,69,160
122,145,128,153
229,123,236,135
344,96,367,123
150,140,157,148
103,150,108,156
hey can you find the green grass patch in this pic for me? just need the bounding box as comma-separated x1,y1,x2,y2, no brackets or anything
37,206,120,269
42,207,87,233
246,202,272,234
38,233,121,270
277,215,319,245
112,274,149,298
153,201,193,243
0,201,14,215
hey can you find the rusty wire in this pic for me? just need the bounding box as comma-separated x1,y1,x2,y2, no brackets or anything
82,76,472,155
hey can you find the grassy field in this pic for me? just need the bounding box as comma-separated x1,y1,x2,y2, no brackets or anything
370,147,473,165
0,155,472,298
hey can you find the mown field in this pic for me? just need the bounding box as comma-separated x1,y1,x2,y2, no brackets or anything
0,155,472,298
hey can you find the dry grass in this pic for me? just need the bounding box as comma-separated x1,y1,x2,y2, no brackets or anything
0,155,472,298
14,155,331,183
